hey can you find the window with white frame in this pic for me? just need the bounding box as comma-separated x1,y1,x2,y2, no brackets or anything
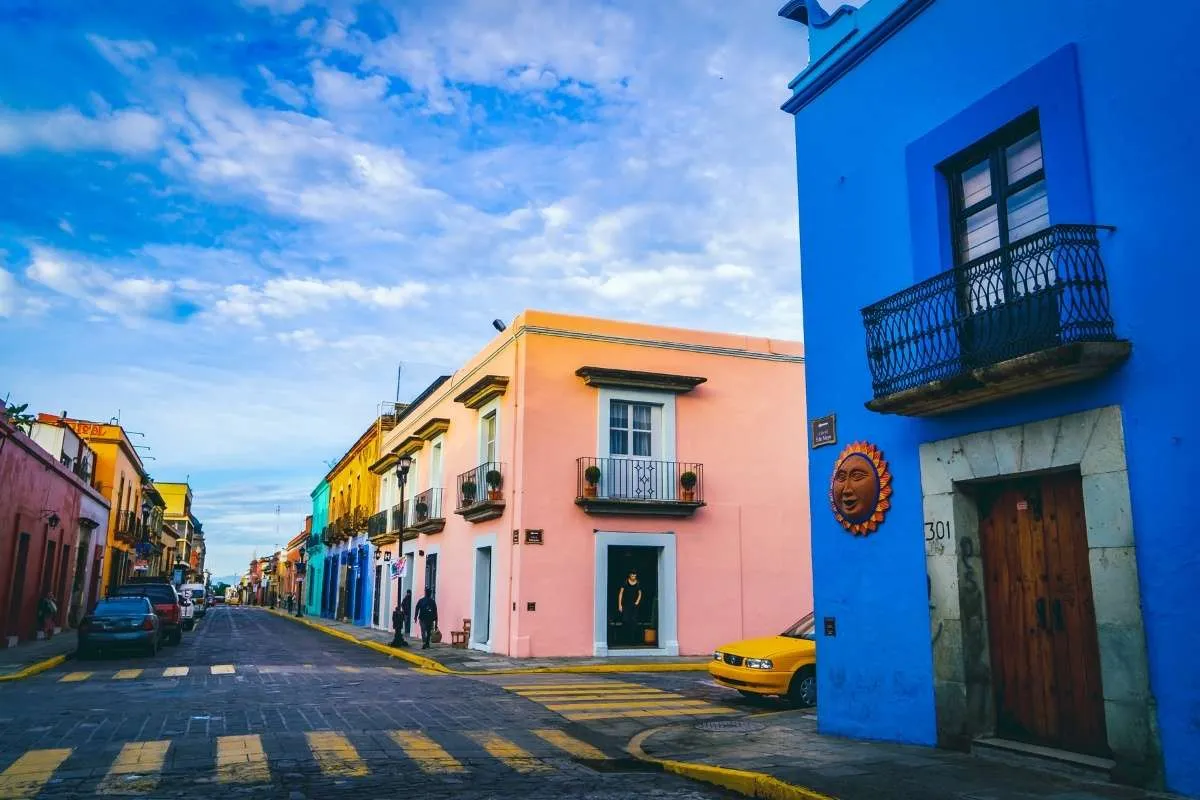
480,409,498,465
609,401,655,458
430,437,444,489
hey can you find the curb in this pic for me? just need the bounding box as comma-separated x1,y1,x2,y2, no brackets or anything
627,726,837,800
0,651,72,683
263,608,710,675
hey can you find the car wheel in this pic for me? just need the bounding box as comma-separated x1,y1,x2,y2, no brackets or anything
788,666,817,708
167,628,182,646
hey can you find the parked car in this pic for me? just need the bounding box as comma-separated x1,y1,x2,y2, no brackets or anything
77,596,162,657
178,591,196,631
111,581,185,645
180,583,207,619
709,612,817,707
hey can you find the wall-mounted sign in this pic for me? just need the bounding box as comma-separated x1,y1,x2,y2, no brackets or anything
810,414,837,448
383,551,392,561
823,617,837,637
513,530,520,544
524,529,544,545
830,441,893,536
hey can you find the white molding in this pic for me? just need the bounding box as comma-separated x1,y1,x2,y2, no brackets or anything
470,532,498,652
592,531,679,657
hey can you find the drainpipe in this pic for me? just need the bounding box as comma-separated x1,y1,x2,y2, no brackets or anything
505,323,521,654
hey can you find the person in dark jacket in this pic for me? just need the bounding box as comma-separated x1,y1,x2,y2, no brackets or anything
414,588,438,649
391,589,413,647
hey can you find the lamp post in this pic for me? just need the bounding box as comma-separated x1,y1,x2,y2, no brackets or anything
296,547,306,617
390,454,412,646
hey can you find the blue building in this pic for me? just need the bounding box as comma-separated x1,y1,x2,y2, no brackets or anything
781,0,1199,795
306,480,329,617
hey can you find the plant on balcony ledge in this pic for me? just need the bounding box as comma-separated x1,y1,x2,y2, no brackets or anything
461,480,477,505
415,501,429,521
486,469,503,501
680,470,698,502
583,465,601,498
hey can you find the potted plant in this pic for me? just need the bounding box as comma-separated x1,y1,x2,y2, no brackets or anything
486,469,503,501
461,480,477,506
583,465,601,498
680,471,698,502
415,500,429,521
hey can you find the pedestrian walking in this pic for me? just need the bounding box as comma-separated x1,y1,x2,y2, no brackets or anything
414,588,438,650
390,589,411,647
400,589,412,640
37,592,58,639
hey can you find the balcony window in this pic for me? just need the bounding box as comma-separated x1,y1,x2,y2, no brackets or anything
609,401,655,457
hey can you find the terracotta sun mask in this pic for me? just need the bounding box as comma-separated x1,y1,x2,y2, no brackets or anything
829,442,892,535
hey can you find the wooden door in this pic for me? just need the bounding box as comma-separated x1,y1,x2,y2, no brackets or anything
977,471,1109,756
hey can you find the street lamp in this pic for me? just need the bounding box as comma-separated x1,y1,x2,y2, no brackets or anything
390,454,412,646
296,547,306,617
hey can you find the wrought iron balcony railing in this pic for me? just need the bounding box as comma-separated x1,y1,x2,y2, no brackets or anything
390,503,405,532
455,462,505,522
367,510,389,538
862,224,1120,400
576,457,704,508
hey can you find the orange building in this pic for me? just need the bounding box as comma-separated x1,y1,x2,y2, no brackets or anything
37,416,149,594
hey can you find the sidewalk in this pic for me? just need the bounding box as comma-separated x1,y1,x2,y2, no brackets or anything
629,710,1179,800
263,607,709,673
0,632,75,681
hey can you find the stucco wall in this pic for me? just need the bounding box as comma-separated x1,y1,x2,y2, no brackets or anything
787,0,1200,794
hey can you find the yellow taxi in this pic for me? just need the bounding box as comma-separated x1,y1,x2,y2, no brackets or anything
710,612,817,707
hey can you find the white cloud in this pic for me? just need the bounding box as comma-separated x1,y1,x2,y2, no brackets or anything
211,277,429,325
24,248,174,319
257,65,307,109
86,35,157,74
0,269,16,317
0,106,164,155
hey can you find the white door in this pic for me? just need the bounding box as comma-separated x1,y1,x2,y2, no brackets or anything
473,546,493,645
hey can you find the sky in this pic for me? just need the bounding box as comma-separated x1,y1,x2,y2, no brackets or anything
0,0,817,579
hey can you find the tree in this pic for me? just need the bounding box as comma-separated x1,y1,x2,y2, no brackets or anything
2,397,35,433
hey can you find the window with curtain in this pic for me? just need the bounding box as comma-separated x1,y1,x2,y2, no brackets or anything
482,412,497,464
609,401,653,457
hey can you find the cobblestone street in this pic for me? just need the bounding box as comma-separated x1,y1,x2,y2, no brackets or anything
0,607,739,799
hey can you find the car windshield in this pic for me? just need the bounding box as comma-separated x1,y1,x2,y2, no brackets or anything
781,612,816,640
94,599,150,615
113,585,175,604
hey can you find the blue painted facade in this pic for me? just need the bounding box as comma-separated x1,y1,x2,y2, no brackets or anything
782,1,1199,795
306,480,329,617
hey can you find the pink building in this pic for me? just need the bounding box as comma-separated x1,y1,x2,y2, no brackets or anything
367,310,810,658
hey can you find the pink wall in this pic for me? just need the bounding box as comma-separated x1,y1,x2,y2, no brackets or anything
375,309,811,657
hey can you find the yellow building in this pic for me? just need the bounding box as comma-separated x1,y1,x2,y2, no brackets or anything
157,482,203,582
53,418,147,593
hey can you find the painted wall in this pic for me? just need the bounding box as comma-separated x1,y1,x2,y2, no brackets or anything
517,311,809,657
0,419,104,642
783,0,1200,794
308,480,329,616
374,309,810,658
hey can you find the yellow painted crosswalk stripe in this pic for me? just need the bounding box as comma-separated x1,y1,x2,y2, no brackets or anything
162,666,188,677
564,706,738,721
306,731,368,777
389,731,465,773
545,698,714,712
216,735,270,783
466,732,551,774
58,671,91,683
531,729,608,760
0,748,72,798
517,691,672,702
97,740,170,794
112,669,143,680
210,664,235,675
504,682,636,691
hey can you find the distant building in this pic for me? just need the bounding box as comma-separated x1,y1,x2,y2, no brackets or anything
780,0,1199,794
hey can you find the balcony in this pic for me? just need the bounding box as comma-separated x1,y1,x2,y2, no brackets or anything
575,457,705,517
114,510,138,543
405,488,446,535
455,462,505,523
862,225,1131,416
366,509,394,546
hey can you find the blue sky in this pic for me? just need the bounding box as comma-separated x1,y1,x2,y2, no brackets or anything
0,0,813,578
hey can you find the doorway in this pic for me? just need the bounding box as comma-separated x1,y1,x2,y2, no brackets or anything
6,533,31,639
977,470,1108,756
472,543,493,647
606,545,660,649
373,565,384,626
425,553,438,598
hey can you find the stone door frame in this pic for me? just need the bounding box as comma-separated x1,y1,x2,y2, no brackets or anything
919,406,1160,783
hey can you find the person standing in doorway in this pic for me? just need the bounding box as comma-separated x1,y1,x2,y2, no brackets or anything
617,571,643,646
37,592,58,639
414,588,438,649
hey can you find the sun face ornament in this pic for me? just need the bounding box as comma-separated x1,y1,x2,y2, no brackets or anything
830,441,892,535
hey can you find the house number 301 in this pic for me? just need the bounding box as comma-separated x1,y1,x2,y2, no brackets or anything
924,520,951,541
